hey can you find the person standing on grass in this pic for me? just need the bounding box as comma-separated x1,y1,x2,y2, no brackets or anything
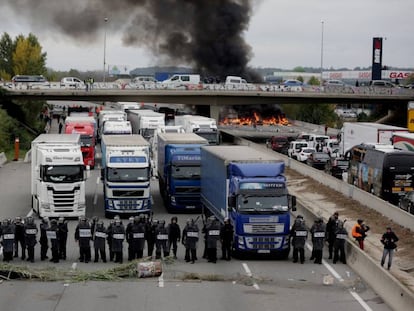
380,227,399,270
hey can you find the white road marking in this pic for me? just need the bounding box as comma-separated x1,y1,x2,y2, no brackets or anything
242,262,260,290
158,273,164,288
305,242,372,311
93,176,100,205
26,209,33,218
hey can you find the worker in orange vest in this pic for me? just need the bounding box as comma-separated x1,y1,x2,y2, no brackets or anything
352,219,370,250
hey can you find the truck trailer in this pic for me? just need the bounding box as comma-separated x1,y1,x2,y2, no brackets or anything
127,109,165,140
157,133,208,212
174,115,219,145
340,122,408,156
64,116,96,169
101,135,151,217
200,145,296,257
31,134,89,218
392,132,414,151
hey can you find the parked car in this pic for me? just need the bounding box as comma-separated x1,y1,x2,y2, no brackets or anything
323,79,348,87
282,79,303,87
288,141,309,159
60,77,84,89
268,136,290,154
306,152,331,170
398,191,414,215
325,157,349,179
297,147,316,162
369,80,396,88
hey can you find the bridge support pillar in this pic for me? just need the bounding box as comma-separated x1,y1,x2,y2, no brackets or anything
210,105,220,123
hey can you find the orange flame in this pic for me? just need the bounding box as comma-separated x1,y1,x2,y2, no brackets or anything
220,112,289,126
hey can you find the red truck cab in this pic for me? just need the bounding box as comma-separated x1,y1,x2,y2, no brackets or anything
64,121,96,169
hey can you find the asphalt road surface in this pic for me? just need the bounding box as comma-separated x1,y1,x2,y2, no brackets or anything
0,102,391,311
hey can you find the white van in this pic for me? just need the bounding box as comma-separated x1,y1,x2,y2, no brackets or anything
288,140,309,159
308,134,329,149
161,74,201,89
224,76,255,90
60,77,84,89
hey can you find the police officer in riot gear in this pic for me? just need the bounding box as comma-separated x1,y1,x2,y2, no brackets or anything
75,217,92,263
220,217,234,261
129,215,146,260
93,220,107,263
24,216,38,263
182,218,199,263
107,219,115,261
310,218,326,264
206,217,221,263
126,216,135,261
155,220,169,259
333,220,347,264
290,216,308,264
39,217,49,260
13,216,26,260
57,217,68,260
146,216,157,258
111,217,125,263
167,216,181,259
1,219,15,262
48,219,60,263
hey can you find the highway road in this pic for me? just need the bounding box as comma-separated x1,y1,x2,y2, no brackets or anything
0,102,391,310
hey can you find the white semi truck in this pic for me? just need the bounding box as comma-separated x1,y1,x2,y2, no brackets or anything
174,114,219,145
339,122,408,156
31,134,89,218
101,135,151,217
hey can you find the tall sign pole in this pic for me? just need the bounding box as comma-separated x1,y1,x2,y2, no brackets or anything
372,37,383,81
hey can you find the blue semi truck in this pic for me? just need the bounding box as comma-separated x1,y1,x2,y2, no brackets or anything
157,132,208,212
200,145,296,257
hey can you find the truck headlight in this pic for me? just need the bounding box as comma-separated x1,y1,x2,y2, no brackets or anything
238,236,244,245
41,203,50,210
78,203,86,210
171,196,176,203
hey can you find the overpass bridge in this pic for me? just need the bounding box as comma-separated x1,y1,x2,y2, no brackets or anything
2,86,414,121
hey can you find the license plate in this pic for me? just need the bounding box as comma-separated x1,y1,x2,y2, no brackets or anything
257,250,270,254
186,206,196,209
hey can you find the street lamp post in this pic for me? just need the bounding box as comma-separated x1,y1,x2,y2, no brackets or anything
320,20,324,86
103,17,108,83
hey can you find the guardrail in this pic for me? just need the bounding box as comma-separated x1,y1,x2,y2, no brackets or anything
0,152,7,167
2,81,414,96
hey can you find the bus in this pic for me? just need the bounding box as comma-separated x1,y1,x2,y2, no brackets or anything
11,75,50,89
347,143,414,204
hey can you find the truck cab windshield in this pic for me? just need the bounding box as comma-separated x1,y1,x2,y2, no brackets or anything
80,135,93,147
43,165,84,183
107,167,149,182
196,132,218,144
237,194,288,213
171,165,200,179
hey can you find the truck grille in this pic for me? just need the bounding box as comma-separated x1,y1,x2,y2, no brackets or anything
243,223,285,234
47,186,80,211
245,236,283,249
113,200,143,210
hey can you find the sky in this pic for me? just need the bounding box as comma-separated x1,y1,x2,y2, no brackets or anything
1,0,413,72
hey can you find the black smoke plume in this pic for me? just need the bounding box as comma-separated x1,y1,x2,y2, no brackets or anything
5,0,261,81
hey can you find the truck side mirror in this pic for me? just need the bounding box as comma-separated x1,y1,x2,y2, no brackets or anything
228,195,236,208
289,195,297,211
